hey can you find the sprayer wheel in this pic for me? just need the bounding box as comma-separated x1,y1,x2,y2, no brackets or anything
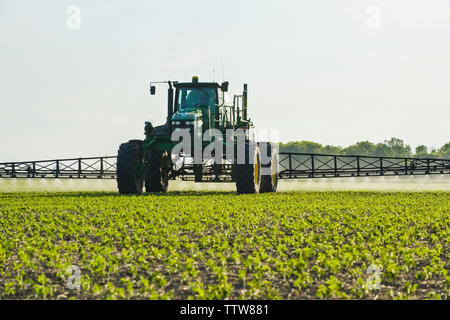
194,164,203,182
235,142,261,194
259,142,279,193
117,141,143,194
144,150,169,193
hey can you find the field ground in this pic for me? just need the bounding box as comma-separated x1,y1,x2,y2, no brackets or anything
0,190,449,300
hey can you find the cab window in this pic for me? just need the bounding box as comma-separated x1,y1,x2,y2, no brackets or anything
176,87,216,110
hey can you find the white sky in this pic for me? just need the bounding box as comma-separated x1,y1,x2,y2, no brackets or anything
0,0,449,162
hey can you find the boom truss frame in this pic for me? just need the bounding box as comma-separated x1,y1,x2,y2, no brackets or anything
0,153,449,180
278,153,450,179
0,157,117,179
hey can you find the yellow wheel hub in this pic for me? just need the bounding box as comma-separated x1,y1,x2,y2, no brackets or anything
254,154,259,186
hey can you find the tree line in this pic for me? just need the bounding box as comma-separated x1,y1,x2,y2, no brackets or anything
279,138,450,159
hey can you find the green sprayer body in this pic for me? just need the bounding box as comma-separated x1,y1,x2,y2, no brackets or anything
116,76,279,194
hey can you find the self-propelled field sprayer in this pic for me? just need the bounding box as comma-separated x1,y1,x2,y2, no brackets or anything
116,76,279,195
2,78,449,187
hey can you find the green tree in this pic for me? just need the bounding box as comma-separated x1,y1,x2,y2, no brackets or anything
321,145,342,154
415,145,427,154
438,141,450,158
341,141,376,156
374,143,393,157
439,142,450,153
384,137,411,157
414,145,431,158
279,139,450,159
280,141,323,153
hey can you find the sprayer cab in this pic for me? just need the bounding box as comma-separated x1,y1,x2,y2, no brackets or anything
149,77,230,126
174,82,219,112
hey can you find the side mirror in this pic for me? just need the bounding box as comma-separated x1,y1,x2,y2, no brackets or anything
221,81,229,92
150,85,156,95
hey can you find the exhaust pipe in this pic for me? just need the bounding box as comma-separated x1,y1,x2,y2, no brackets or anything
167,81,173,127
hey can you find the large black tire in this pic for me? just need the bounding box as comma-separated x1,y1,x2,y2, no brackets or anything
259,142,279,193
117,141,143,194
194,164,202,182
144,150,169,192
235,142,261,194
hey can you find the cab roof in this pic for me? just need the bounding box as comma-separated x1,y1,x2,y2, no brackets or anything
174,82,220,88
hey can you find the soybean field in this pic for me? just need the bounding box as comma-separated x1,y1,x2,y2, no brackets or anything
0,191,449,299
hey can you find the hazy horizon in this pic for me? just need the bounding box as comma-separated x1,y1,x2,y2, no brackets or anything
1,0,449,162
